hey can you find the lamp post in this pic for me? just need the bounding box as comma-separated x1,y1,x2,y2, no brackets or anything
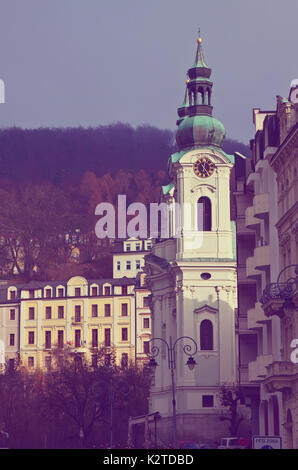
94,373,131,449
148,335,198,449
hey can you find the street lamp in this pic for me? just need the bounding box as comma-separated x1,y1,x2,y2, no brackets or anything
94,374,131,449
148,335,198,449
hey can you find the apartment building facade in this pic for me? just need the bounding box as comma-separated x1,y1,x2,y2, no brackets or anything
237,80,298,448
0,275,140,371
112,237,152,279
112,238,152,365
260,83,298,448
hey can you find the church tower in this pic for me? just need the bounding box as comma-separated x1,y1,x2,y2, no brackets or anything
145,33,238,446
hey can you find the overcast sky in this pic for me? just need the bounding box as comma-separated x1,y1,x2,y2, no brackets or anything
0,0,297,144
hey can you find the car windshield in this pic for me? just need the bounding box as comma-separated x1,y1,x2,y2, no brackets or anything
229,439,239,445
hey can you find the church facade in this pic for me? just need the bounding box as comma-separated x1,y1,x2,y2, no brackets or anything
144,35,242,445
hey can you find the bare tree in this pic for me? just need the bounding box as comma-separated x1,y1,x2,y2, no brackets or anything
218,385,244,436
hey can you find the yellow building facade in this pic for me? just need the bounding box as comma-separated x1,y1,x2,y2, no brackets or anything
1,276,141,371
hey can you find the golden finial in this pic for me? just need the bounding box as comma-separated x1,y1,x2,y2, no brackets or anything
197,27,202,44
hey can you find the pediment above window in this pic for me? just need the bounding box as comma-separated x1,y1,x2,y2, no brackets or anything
194,304,218,315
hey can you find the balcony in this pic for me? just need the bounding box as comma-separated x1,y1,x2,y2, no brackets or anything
248,354,273,382
253,193,269,219
246,245,270,278
238,264,255,285
239,365,249,385
254,245,270,270
260,278,298,318
264,361,298,393
236,216,255,237
238,315,248,332
247,302,269,329
246,255,262,279
245,205,260,230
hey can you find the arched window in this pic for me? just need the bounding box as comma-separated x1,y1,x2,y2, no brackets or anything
197,197,212,231
200,319,213,350
207,88,211,105
197,87,204,105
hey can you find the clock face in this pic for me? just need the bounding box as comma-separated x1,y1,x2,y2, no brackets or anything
290,87,298,104
193,157,215,178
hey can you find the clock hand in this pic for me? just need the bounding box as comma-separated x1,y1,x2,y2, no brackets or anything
201,163,208,174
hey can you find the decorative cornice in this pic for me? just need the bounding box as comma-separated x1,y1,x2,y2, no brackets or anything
190,183,216,193
276,201,298,231
270,123,298,171
194,304,218,315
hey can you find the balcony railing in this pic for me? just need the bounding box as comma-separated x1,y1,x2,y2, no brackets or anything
260,282,296,305
264,361,298,393
260,264,298,305
266,361,298,377
71,316,82,324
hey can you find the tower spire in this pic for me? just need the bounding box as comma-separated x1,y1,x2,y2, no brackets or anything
192,29,209,70
175,32,226,150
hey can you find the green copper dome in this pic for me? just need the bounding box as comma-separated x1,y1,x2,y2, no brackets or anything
176,114,226,149
175,33,226,150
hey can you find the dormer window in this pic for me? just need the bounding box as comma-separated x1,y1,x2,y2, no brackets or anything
58,288,64,298
126,244,131,252
105,286,111,296
9,290,16,300
122,286,128,295
45,289,51,298
29,290,35,299
91,286,98,296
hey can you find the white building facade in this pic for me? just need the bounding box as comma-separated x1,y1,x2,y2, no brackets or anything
144,36,242,445
112,238,152,279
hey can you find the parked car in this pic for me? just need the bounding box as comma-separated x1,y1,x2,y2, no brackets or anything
217,437,250,449
0,430,9,449
179,441,214,449
179,441,200,449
